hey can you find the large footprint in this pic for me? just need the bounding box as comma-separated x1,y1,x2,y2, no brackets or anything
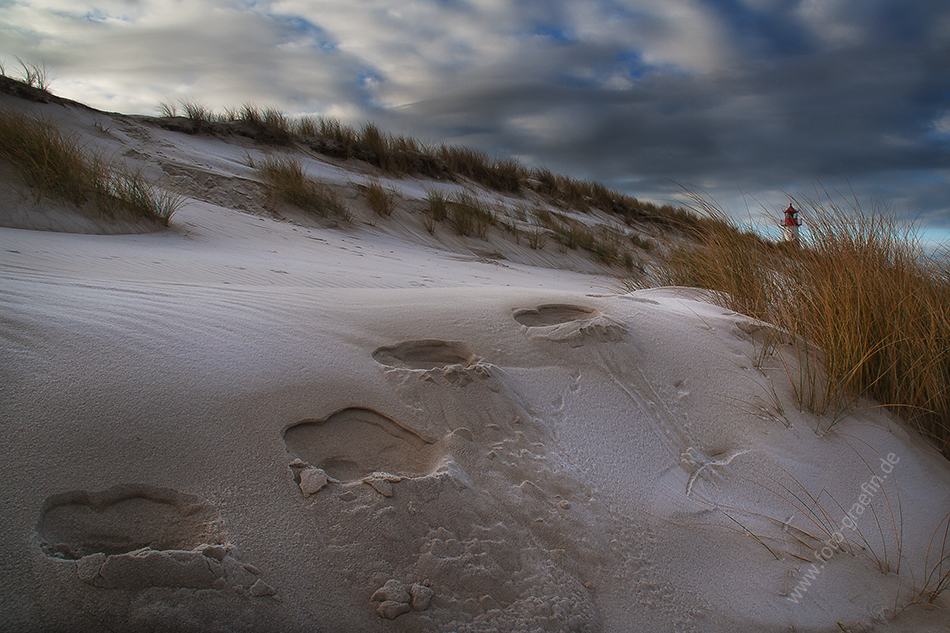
282,407,442,483
36,484,224,560
36,484,272,593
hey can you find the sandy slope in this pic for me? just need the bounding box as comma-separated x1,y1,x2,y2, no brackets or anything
1,93,949,633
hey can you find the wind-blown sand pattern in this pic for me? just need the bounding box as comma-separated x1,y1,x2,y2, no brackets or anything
2,88,950,632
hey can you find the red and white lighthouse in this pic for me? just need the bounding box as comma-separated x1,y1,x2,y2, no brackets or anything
782,203,802,244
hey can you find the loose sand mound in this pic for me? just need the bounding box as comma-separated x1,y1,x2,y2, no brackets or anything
1,91,949,633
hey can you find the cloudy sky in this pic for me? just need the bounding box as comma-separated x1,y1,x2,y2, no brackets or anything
3,0,949,239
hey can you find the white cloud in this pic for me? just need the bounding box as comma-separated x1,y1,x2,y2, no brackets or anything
795,0,868,47
932,112,950,137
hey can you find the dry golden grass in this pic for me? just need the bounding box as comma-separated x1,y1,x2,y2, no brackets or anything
532,208,637,269
256,156,347,219
448,191,494,238
0,110,181,225
364,180,395,217
421,190,449,234
647,195,950,456
1,57,52,91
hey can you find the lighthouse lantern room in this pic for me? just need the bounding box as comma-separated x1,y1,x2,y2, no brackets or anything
782,203,802,244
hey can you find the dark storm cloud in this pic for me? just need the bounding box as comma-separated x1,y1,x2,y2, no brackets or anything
2,0,948,233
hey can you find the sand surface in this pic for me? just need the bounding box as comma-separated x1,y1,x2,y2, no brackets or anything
2,93,950,632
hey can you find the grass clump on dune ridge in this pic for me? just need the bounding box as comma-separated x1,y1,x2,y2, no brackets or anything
0,110,181,225
649,194,950,456
256,155,347,219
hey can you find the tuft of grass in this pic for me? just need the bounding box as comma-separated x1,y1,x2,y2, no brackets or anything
630,233,654,251
179,99,211,122
157,100,178,118
257,155,347,219
448,191,494,238
438,145,525,194
364,180,395,217
237,105,293,144
422,190,449,234
644,193,950,456
0,110,181,225
531,207,633,268
13,57,52,91
527,227,547,250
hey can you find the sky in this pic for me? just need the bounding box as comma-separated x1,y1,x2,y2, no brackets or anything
2,0,949,241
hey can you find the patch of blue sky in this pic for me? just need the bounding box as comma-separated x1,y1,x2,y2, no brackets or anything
81,8,110,22
358,70,382,88
528,24,576,44
917,227,950,252
269,14,337,52
924,129,950,143
43,5,134,24
616,50,649,80
355,69,386,108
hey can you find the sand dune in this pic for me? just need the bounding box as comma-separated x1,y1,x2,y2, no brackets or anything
2,90,949,632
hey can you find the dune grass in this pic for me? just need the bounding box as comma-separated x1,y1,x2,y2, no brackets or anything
4,57,52,91
645,195,950,456
421,190,449,234
531,207,639,269
364,180,395,217
448,191,494,238
0,110,181,225
256,155,347,219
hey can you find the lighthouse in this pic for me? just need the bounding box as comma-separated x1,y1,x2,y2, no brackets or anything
782,203,802,244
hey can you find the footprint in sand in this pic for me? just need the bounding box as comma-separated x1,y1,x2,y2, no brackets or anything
36,484,224,560
372,339,489,385
513,304,626,345
35,485,271,593
282,408,442,487
372,339,477,370
513,304,599,327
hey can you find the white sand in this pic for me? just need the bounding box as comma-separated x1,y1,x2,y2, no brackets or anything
2,93,949,632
